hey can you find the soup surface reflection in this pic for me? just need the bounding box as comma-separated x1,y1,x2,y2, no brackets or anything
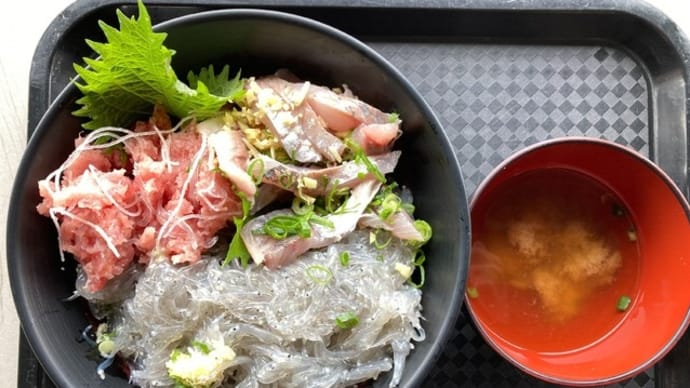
470,168,640,352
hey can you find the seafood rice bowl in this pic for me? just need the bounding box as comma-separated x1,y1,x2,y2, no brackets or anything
7,4,469,388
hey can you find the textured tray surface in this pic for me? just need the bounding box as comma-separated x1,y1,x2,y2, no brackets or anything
374,44,649,193
373,42,652,387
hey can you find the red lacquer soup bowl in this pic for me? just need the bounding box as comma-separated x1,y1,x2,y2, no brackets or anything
466,137,690,385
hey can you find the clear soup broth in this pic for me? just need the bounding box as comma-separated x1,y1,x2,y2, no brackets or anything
469,168,640,353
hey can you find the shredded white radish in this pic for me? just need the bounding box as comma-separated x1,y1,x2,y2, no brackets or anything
44,117,194,198
196,179,230,213
153,125,177,172
86,166,141,218
47,208,67,263
162,212,230,253
155,133,209,250
50,207,121,258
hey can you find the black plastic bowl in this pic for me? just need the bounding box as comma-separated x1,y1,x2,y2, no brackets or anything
7,8,470,388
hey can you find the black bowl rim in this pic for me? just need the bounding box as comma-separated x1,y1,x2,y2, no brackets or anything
7,7,470,388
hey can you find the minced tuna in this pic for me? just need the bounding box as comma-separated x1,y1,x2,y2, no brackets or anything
37,108,247,291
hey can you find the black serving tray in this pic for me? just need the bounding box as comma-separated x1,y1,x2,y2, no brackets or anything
21,0,690,387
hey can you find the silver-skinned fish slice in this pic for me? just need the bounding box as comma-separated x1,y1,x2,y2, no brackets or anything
258,151,400,197
241,179,382,268
252,77,344,163
358,211,424,241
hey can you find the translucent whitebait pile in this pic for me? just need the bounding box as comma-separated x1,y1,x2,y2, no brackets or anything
81,230,424,387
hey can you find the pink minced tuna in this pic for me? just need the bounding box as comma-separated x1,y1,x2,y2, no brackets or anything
37,110,245,291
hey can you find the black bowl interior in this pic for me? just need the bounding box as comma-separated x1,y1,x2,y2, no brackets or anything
7,8,470,388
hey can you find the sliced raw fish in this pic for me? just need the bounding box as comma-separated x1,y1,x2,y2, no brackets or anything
252,77,344,163
358,211,424,241
258,151,400,197
351,123,400,155
198,117,256,197
241,179,382,268
307,85,391,133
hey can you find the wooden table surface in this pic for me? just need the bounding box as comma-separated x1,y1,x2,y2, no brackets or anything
1,0,689,386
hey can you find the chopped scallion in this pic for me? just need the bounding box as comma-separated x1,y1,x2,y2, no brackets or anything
340,251,350,266
407,262,425,289
415,220,432,241
255,197,334,240
247,158,265,184
401,202,415,214
379,193,402,220
407,250,427,289
408,220,432,249
370,182,399,207
170,349,182,362
324,179,340,213
413,249,426,266
261,214,312,239
617,295,632,312
308,214,334,228
369,230,392,249
256,201,335,240
192,340,210,354
345,138,385,183
278,173,295,188
306,265,333,285
291,197,312,216
335,312,359,329
322,183,351,215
